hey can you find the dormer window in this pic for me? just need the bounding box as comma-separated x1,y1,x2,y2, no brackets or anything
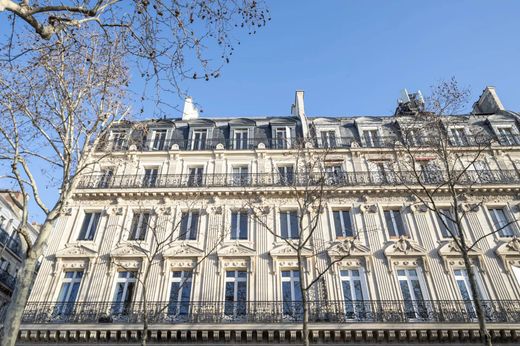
320,130,337,148
191,129,207,150
151,129,167,151
496,127,517,146
111,130,127,151
273,127,291,149
449,128,468,146
361,129,380,147
233,129,250,150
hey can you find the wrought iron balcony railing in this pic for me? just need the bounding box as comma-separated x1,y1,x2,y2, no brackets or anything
76,170,520,190
94,134,520,153
0,268,16,291
12,300,520,325
0,227,21,258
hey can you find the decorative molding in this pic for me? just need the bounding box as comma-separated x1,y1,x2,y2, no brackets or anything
110,242,147,258
360,204,377,214
163,242,205,258
459,203,480,213
217,241,256,257
438,239,485,273
55,243,98,258
384,236,429,273
496,236,520,273
327,238,372,273
409,203,428,213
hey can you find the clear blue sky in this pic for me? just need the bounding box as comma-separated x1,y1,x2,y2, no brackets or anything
175,0,520,117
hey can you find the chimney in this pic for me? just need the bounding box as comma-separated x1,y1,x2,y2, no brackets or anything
292,90,309,137
182,97,199,120
472,86,505,114
395,89,424,116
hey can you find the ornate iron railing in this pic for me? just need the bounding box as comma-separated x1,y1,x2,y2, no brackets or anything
12,300,520,324
94,133,520,152
0,268,16,291
0,227,21,257
76,170,520,190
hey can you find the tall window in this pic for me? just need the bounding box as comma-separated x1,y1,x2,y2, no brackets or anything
143,167,159,187
325,165,345,184
187,167,204,187
55,271,83,315
274,128,289,149
340,269,368,319
370,162,390,184
384,210,406,238
512,266,520,293
77,212,101,241
180,211,199,240
224,270,247,318
278,165,294,185
497,127,516,146
454,269,486,319
333,210,354,238
233,129,249,149
129,212,150,240
320,130,337,148
449,128,468,146
112,271,136,314
280,211,299,239
98,168,114,188
231,211,248,240
437,208,458,238
488,207,514,237
362,129,380,147
281,270,302,317
111,130,127,151
231,166,249,186
168,271,192,317
151,129,167,150
191,129,207,150
397,268,428,320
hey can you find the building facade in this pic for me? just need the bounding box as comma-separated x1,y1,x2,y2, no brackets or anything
17,87,520,344
0,192,38,309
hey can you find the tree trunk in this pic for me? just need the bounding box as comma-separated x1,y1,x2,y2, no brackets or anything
461,249,492,346
141,275,149,346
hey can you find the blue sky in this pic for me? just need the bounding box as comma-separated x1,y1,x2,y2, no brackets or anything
175,0,520,117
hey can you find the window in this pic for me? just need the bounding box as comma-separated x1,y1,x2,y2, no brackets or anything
168,271,192,317
419,161,442,184
488,207,514,237
449,128,468,146
437,209,458,238
98,168,114,188
112,271,136,314
231,211,248,240
143,167,159,187
233,129,249,150
340,269,368,320
362,129,380,147
129,212,150,240
454,269,487,319
224,270,247,318
0,258,9,271
320,130,337,148
274,128,290,149
187,167,204,187
111,130,127,151
384,210,406,238
77,212,101,241
281,270,302,317
497,127,516,146
278,165,294,185
231,166,249,186
325,165,345,184
370,162,391,184
469,161,492,183
404,129,422,146
280,211,299,239
333,210,354,238
55,271,83,315
397,269,429,320
512,266,520,293
151,129,167,150
191,129,207,150
180,211,199,240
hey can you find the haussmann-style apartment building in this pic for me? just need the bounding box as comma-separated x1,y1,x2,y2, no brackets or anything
13,87,520,344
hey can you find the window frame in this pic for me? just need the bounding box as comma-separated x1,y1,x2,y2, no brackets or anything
487,206,516,238
190,128,209,150
150,129,169,151
129,211,151,241
332,209,355,238
383,209,407,238
179,210,200,241
230,210,249,240
279,210,299,240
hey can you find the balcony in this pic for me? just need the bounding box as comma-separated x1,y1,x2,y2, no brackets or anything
0,268,16,291
15,300,520,325
0,227,22,258
76,170,520,190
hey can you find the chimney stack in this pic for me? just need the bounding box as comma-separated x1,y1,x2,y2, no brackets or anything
182,97,199,120
292,90,309,137
472,86,505,114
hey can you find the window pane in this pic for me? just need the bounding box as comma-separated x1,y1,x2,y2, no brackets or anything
189,213,199,240
289,211,299,239
280,212,288,239
239,212,248,240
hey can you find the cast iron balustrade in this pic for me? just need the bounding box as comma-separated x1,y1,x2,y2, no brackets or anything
14,300,520,325
76,170,520,190
0,227,22,258
0,268,16,291
94,133,520,152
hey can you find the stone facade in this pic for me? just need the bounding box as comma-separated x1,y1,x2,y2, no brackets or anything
18,88,520,344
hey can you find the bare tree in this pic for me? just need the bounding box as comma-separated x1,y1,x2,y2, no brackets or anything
244,139,376,346
113,197,227,346
388,79,519,346
0,32,130,345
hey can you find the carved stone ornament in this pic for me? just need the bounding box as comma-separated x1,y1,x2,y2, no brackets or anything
438,239,485,273
110,207,124,215
163,242,204,258
55,243,98,258
110,243,147,259
459,203,480,213
327,239,372,273
206,205,223,215
257,142,266,149
409,203,428,213
269,243,312,258
216,143,225,150
495,236,520,273
384,236,429,273
170,143,180,150
157,206,172,215
217,241,256,258
253,206,270,217
360,204,377,214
